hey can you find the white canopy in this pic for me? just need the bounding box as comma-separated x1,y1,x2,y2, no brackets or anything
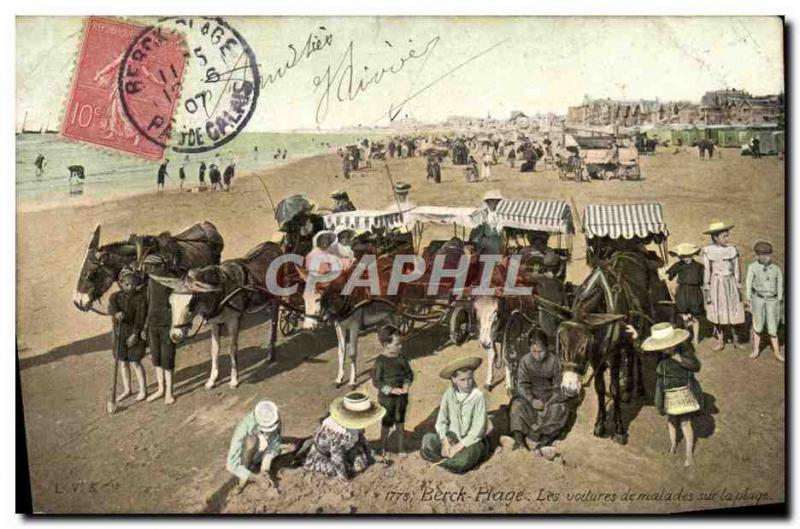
406,206,486,229
322,209,409,231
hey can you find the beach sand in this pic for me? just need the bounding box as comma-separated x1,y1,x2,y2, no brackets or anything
17,147,785,513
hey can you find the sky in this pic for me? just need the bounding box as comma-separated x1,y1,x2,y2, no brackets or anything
16,16,784,131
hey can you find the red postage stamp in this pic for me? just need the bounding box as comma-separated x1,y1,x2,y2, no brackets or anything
61,17,186,160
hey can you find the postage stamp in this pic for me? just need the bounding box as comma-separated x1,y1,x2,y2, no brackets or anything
119,17,261,154
61,17,186,160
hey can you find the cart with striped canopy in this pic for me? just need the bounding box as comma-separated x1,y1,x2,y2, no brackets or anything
582,202,669,265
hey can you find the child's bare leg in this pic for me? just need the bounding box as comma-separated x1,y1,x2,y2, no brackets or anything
397,423,405,454
691,318,700,347
667,417,678,454
680,417,695,467
164,370,175,405
147,367,165,402
731,325,741,349
118,361,131,400
132,362,147,401
771,336,784,362
750,329,761,359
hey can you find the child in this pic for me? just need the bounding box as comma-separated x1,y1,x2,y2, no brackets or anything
641,323,704,468
666,243,705,347
745,241,784,362
108,267,148,402
372,325,413,455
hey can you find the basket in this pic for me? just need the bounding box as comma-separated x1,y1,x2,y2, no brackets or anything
664,385,700,415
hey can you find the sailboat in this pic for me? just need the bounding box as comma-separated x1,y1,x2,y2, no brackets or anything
21,111,38,134
44,114,58,134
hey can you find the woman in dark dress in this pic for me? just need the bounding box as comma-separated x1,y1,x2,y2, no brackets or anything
666,243,705,346
641,323,704,468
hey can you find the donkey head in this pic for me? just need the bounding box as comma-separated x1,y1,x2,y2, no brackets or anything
74,225,135,311
473,294,502,352
557,313,625,396
150,266,223,344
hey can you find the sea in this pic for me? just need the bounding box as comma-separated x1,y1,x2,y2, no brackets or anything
16,131,380,212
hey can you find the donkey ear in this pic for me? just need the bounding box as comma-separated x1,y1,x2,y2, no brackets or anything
148,274,185,291
583,313,626,328
186,280,222,293
88,224,101,250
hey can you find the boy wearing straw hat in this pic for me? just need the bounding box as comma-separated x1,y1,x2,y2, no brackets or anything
420,357,489,474
640,323,704,468
226,400,283,494
745,241,784,362
666,243,705,347
303,392,385,481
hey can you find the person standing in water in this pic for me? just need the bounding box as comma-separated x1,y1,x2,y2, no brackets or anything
157,159,169,191
34,154,46,177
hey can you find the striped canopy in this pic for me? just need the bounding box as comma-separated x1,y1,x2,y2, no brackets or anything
495,199,575,234
583,203,668,239
323,209,409,231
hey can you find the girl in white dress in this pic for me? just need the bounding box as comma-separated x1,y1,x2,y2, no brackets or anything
702,222,745,350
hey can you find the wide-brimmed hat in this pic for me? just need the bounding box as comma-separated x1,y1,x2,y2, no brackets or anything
669,243,701,257
329,392,386,430
330,189,349,199
312,230,337,249
254,400,280,432
753,240,773,255
394,182,412,193
483,190,503,202
641,322,690,352
439,356,483,379
703,221,734,235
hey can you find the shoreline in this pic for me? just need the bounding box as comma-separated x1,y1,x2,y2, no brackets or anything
15,152,331,215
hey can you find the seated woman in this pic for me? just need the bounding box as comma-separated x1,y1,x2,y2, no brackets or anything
508,329,571,459
303,392,385,481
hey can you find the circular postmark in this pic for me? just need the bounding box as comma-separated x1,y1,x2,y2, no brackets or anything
118,16,260,154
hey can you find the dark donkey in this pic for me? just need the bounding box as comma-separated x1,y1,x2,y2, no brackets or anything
557,249,670,444
150,241,283,389
73,221,224,313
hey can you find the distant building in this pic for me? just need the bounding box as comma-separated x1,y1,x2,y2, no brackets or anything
567,90,783,128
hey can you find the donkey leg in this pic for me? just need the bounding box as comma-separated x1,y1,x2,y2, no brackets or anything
621,346,633,403
484,345,495,390
593,365,607,438
228,317,241,388
206,323,221,389
347,324,358,389
610,359,627,445
334,323,346,387
264,301,279,363
635,350,645,398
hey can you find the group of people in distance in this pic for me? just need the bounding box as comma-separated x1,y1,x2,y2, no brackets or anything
156,155,236,192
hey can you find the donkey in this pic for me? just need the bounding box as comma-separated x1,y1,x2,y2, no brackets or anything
74,222,224,313
557,249,668,445
151,242,282,389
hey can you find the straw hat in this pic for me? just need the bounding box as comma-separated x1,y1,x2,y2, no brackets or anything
329,392,386,430
702,221,734,235
753,240,773,255
669,243,701,257
641,323,690,352
394,182,411,193
482,190,503,202
439,356,483,379
254,400,280,432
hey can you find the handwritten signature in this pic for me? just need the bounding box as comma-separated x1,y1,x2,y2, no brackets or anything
261,27,334,88
312,36,441,124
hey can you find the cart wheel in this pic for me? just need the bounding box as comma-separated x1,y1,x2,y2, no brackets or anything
449,305,470,345
279,308,301,337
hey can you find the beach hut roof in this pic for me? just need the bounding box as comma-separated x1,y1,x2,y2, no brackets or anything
323,209,410,231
